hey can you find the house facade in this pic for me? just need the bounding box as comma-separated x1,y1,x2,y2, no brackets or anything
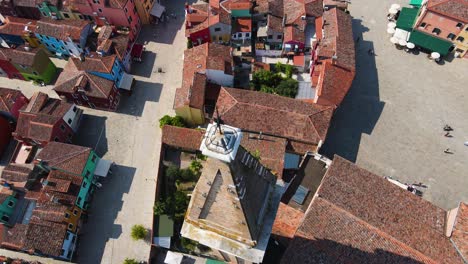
413,0,467,57
0,50,24,80
135,0,157,24
35,18,93,58
9,46,58,84
71,0,141,41
13,92,83,147
0,88,29,155
0,189,17,225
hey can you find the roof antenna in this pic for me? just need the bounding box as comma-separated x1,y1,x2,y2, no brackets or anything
215,107,223,135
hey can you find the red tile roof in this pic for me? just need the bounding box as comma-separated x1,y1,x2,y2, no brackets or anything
255,0,284,17
315,61,355,107
281,156,465,264
1,163,34,183
428,0,468,23
174,43,232,110
54,70,115,99
65,55,117,73
185,2,231,36
304,0,324,17
220,0,252,11
215,87,334,146
0,16,36,36
14,92,73,143
107,0,129,9
0,88,28,117
7,46,46,68
319,8,356,71
233,18,252,32
35,142,91,175
161,125,204,151
272,202,304,239
267,14,283,33
283,24,305,43
451,203,468,261
36,18,90,41
241,132,287,178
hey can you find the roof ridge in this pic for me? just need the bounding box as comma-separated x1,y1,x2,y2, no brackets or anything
42,146,90,169
85,73,111,98
218,87,239,116
315,197,439,263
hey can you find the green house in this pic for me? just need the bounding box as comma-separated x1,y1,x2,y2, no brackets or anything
10,46,57,84
0,189,17,225
35,142,106,211
38,1,63,20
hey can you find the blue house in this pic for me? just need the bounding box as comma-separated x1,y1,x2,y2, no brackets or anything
35,18,93,58
64,53,134,91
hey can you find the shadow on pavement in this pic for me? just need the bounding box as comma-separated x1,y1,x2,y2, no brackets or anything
132,51,157,78
320,19,385,162
118,81,162,117
75,165,136,263
74,114,109,157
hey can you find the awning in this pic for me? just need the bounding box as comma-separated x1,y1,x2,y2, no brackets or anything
118,72,134,91
393,28,410,41
409,0,424,7
150,3,166,18
409,30,453,56
95,159,113,177
396,7,419,31
164,251,183,264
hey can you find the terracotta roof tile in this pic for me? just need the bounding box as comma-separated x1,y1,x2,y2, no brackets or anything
108,0,129,9
283,0,306,24
255,0,284,17
54,70,115,99
272,202,304,239
161,125,204,151
319,8,356,71
304,0,323,17
7,46,45,67
174,43,232,110
220,0,252,11
0,88,27,116
35,142,91,175
267,14,283,33
233,18,252,32
428,0,468,23
281,156,464,264
65,55,116,73
283,24,305,43
241,132,286,178
451,203,468,261
315,61,355,107
215,87,334,145
0,16,37,36
14,92,73,143
189,73,207,109
36,18,90,41
1,163,34,183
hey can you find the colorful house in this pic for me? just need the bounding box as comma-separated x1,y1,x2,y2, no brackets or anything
96,25,134,72
70,0,141,41
35,18,93,58
0,187,17,225
412,0,467,57
0,49,25,80
220,0,252,18
64,53,134,91
8,46,57,84
11,0,42,19
0,16,39,48
35,142,109,211
185,0,232,45
54,69,121,111
0,88,29,155
13,92,83,147
37,1,62,19
174,43,234,125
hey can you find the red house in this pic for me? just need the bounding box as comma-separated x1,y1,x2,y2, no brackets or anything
54,70,121,111
0,49,24,80
71,0,141,41
13,92,83,147
0,88,29,156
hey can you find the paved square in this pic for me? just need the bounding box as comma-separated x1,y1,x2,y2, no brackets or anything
321,0,468,209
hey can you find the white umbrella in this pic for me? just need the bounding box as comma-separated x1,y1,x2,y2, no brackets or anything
431,52,440,59
390,37,399,44
387,27,396,34
399,39,407,46
164,251,183,264
391,4,401,10
406,42,415,49
387,22,396,28
389,8,398,14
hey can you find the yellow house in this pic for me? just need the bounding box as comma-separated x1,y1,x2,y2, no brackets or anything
175,105,205,126
454,25,468,58
135,0,157,25
64,205,83,234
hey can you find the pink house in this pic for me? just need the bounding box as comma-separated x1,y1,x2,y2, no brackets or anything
72,0,141,41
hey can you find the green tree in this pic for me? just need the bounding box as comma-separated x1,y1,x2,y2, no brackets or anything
130,224,147,241
251,70,282,91
159,115,186,128
189,160,203,174
123,258,139,264
181,237,199,252
275,78,299,98
153,199,167,215
180,168,195,182
166,165,180,182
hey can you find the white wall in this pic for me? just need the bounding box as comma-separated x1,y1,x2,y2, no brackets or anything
206,69,234,87
232,32,251,40
62,104,82,132
255,49,282,57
